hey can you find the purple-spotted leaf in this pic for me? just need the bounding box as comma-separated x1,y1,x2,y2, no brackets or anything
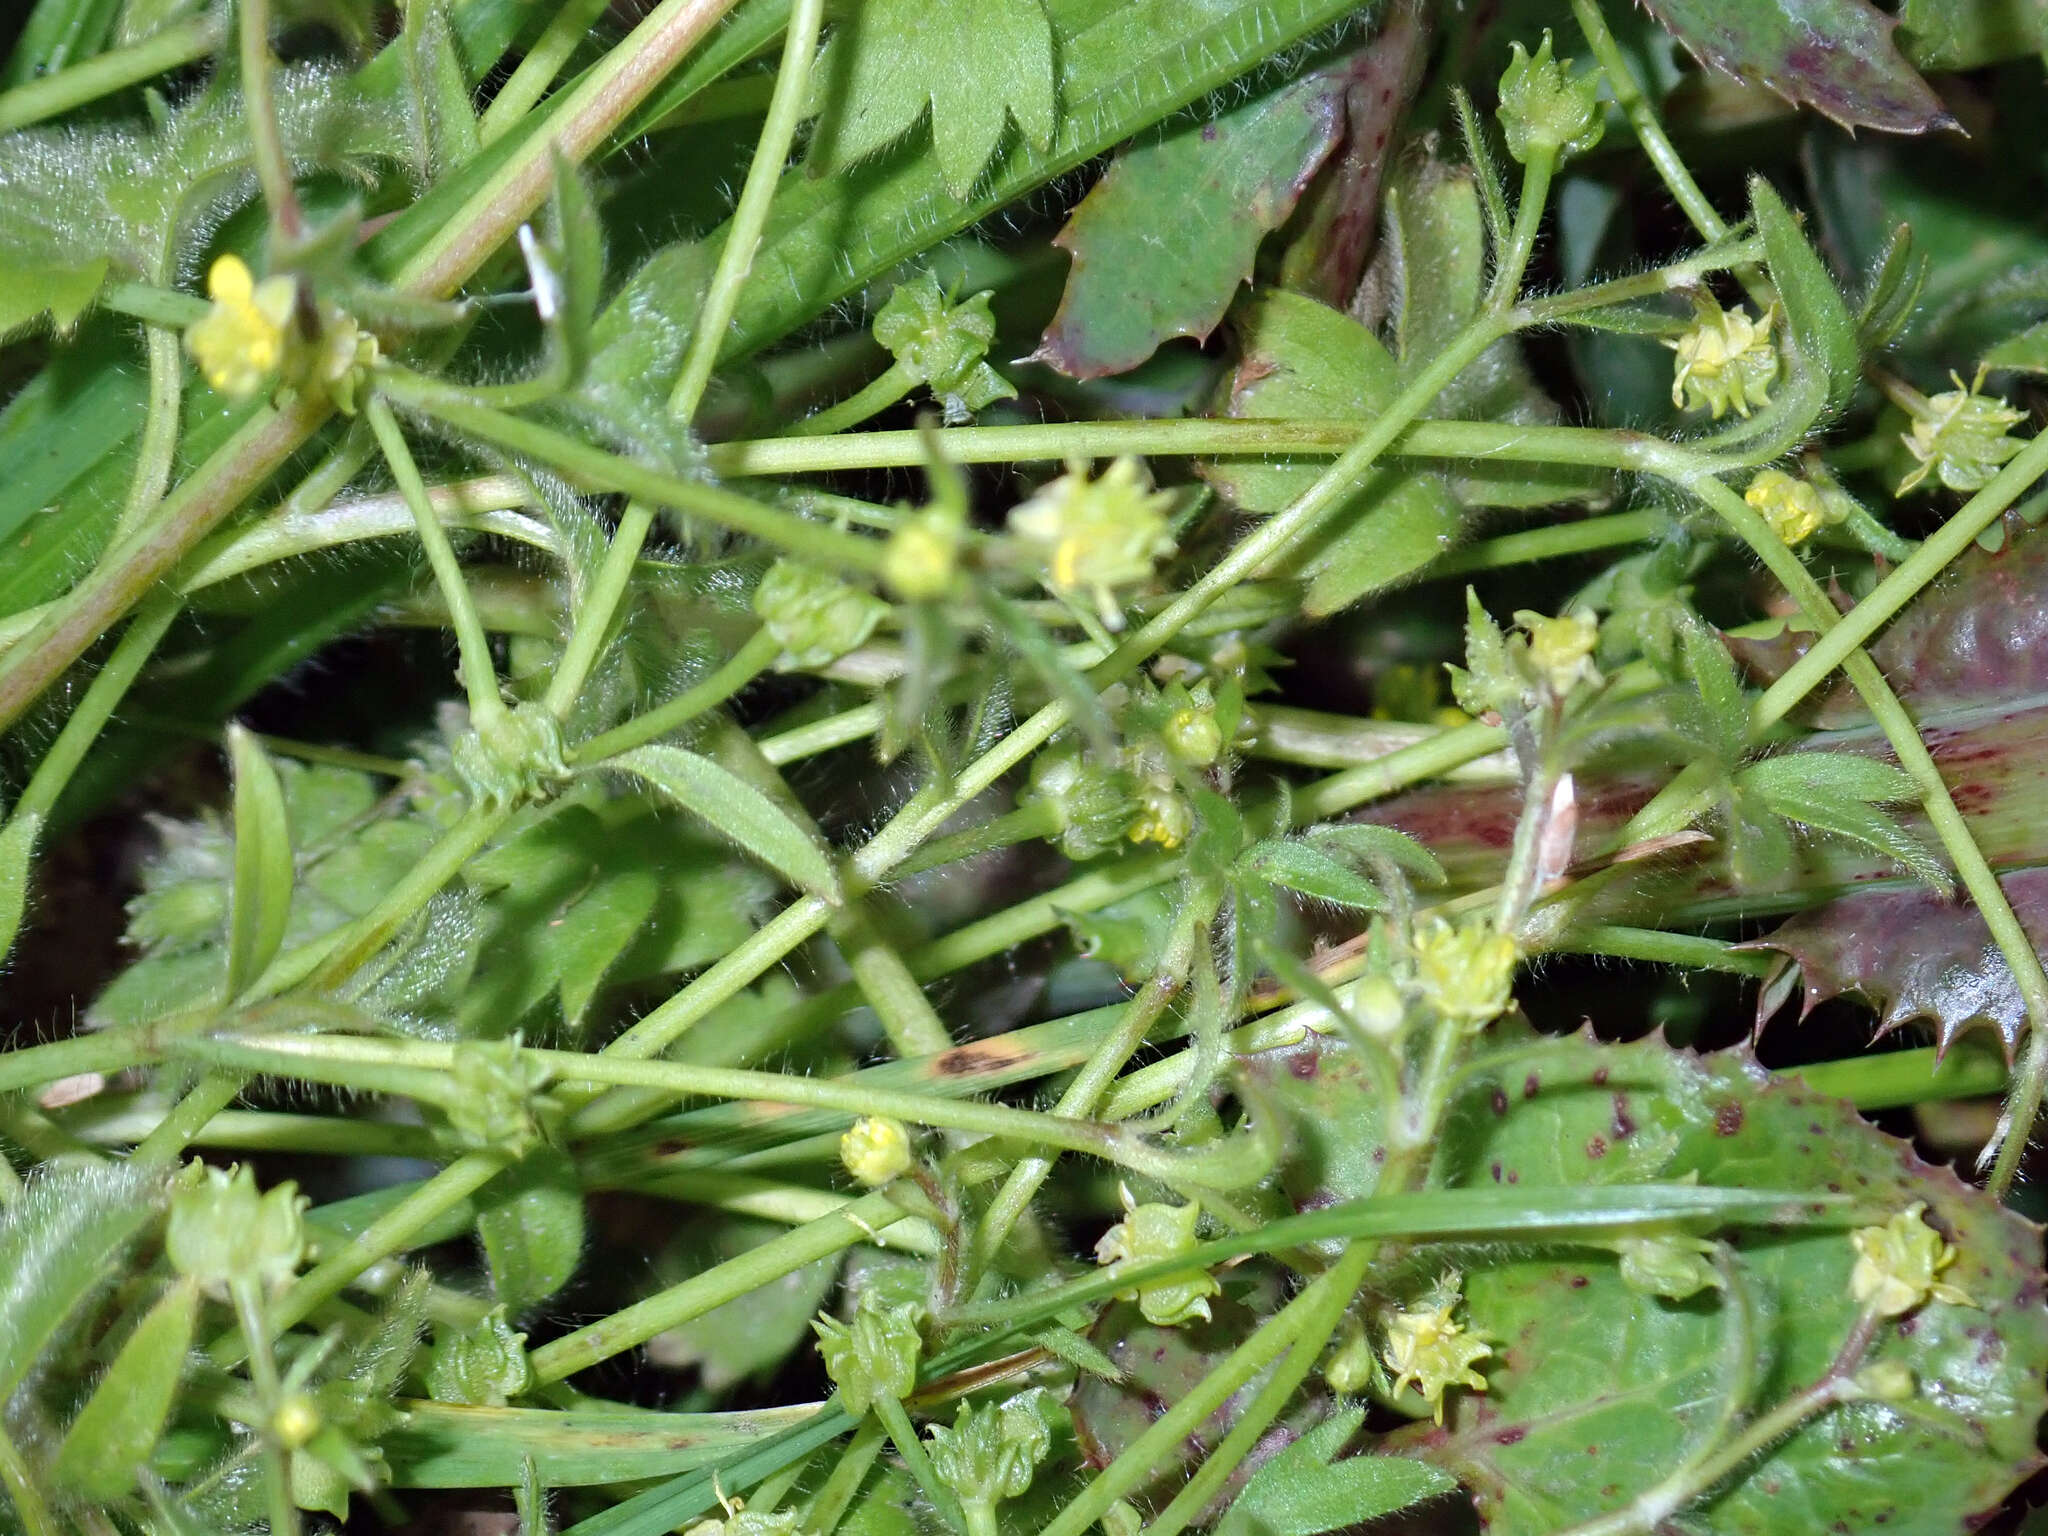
1739,866,2048,1060
1638,0,1955,135
1238,1028,2048,1536
1032,68,1351,379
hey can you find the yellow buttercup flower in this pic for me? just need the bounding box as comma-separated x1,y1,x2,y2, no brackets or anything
1516,609,1600,698
840,1116,913,1186
1744,468,1828,546
1849,1202,1975,1318
1667,300,1779,419
1381,1278,1492,1424
186,255,297,399
1411,915,1518,1032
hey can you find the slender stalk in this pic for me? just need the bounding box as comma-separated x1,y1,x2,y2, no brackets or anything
476,0,615,142
367,397,506,729
0,1422,56,1536
891,801,1063,878
527,1189,909,1382
1752,426,2048,731
803,1420,888,1536
131,1072,247,1167
238,0,304,239
1668,464,2048,1194
1141,1243,1374,1536
1487,151,1555,312
1434,510,1665,575
973,916,1201,1269
834,904,955,1059
873,1395,967,1536
112,323,186,542
786,361,917,438
0,12,219,131
11,592,180,824
1567,0,1726,240
572,626,781,763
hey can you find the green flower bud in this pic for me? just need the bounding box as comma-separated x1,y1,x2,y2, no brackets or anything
1027,749,1139,861
814,1294,922,1415
1009,458,1176,630
883,511,962,602
1351,974,1407,1040
873,271,1016,424
1164,704,1224,766
451,701,567,808
425,1308,535,1407
167,1162,308,1299
272,1393,323,1451
1515,609,1600,699
1744,468,1828,546
441,1038,560,1160
840,1116,913,1186
754,559,890,670
927,1388,1053,1515
1497,32,1605,164
1897,368,2028,494
1849,1359,1917,1403
1094,1184,1220,1327
1324,1320,1379,1395
1667,298,1780,420
1616,1234,1721,1301
1849,1202,1975,1318
1410,915,1518,1032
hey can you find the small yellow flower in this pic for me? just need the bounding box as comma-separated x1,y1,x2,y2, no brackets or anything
1382,1279,1492,1424
1849,1202,1975,1318
1126,776,1191,849
1410,915,1517,1032
840,1116,913,1186
1094,1184,1219,1327
1009,458,1175,629
1744,468,1828,546
1897,368,2028,494
186,255,297,398
1667,300,1779,419
1515,609,1600,699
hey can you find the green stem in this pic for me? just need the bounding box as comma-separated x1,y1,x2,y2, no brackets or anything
131,1071,247,1167
1553,926,1775,976
0,1421,56,1536
544,500,653,717
1568,0,1725,241
476,0,615,143
834,904,956,1059
571,626,780,764
11,592,180,824
873,1395,967,1536
1752,426,2048,731
0,12,220,131
890,801,1062,879
1671,463,2048,1195
385,385,888,576
1034,1259,1343,1536
1434,510,1665,575
527,1189,907,1382
803,1419,887,1536
238,0,303,240
367,396,506,729
1487,150,1556,312
1140,1243,1374,1536
786,361,918,438
112,322,186,543
667,0,825,423
971,912,1202,1270
1794,1040,2008,1111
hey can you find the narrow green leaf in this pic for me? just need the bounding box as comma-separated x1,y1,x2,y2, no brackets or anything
1239,840,1388,912
543,148,604,385
1741,750,1914,806
1749,781,1949,890
0,811,38,970
387,1401,819,1488
598,745,841,901
1217,1407,1456,1536
50,1277,199,1500
477,1150,586,1316
1302,823,1447,886
1752,176,1861,420
224,723,294,998
0,1160,161,1402
1676,613,1747,763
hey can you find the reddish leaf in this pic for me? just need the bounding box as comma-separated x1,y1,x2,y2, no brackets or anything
1033,66,1351,379
1638,0,1955,136
1739,867,2048,1060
